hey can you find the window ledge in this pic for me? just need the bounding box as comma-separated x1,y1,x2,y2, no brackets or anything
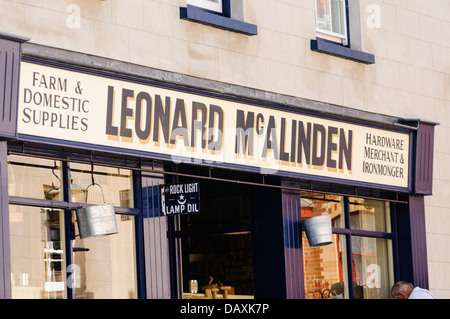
311,38,375,65
180,5,257,36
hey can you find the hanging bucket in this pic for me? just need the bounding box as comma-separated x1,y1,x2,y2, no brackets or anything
302,214,333,247
76,183,118,239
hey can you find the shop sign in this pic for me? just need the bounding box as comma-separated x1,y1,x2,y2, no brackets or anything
161,182,200,216
17,62,410,189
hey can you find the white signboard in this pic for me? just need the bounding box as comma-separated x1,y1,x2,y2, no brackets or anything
17,62,410,188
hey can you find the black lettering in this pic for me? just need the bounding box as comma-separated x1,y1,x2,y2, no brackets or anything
170,98,189,146
326,126,338,168
135,91,152,141
81,118,88,131
279,117,289,161
290,119,297,163
153,95,171,144
23,88,32,104
235,110,254,155
312,123,326,166
51,113,58,127
262,115,278,159
256,113,264,135
297,121,311,165
207,104,223,151
105,86,119,136
339,129,353,170
191,102,207,149
120,88,134,138
22,108,31,123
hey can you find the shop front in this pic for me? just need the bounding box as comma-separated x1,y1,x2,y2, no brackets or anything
0,34,436,299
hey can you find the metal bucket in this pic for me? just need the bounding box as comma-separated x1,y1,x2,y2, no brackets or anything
76,183,118,239
302,214,333,247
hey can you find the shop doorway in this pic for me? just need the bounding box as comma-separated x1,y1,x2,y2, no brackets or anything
176,180,255,299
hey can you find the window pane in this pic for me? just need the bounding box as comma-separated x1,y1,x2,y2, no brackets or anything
315,0,331,32
303,234,348,299
330,0,346,35
349,198,391,232
300,192,344,228
10,206,67,299
8,155,63,201
351,237,394,299
181,232,254,299
316,0,347,37
69,163,134,208
72,212,137,299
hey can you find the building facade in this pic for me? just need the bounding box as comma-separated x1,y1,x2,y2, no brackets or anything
0,0,449,299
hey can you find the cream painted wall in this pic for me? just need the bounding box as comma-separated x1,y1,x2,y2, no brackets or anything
0,0,449,297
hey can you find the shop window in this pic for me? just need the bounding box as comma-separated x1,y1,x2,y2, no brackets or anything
7,155,138,299
177,184,254,299
69,162,134,208
349,198,391,232
9,206,67,299
351,237,393,299
8,156,63,201
71,211,137,299
301,192,394,299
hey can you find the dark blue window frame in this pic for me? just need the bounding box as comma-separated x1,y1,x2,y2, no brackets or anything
180,0,257,36
311,0,375,64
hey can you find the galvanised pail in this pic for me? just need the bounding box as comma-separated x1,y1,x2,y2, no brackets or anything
302,214,333,247
76,183,118,239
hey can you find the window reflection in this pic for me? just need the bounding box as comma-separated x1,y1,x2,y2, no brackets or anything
179,188,254,299
301,193,394,299
72,212,137,299
10,206,66,299
349,198,391,232
303,233,347,299
300,192,344,228
69,163,134,207
315,0,347,37
351,237,394,299
8,155,63,201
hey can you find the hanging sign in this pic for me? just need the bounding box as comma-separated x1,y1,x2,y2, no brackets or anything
17,62,410,189
161,182,200,216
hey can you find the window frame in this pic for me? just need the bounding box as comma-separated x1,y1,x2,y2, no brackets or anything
301,193,397,299
180,0,257,36
314,0,349,45
6,151,143,299
311,0,375,64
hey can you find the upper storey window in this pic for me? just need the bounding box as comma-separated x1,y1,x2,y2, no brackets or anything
311,0,375,64
181,0,257,36
315,0,348,45
188,0,223,13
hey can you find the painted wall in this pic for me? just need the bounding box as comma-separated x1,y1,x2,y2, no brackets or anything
0,0,448,297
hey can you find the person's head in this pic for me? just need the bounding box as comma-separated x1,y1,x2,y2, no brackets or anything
391,281,414,299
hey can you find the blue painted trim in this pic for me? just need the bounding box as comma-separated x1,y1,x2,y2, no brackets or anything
0,141,12,298
133,169,147,299
311,38,375,64
15,133,411,194
180,5,257,36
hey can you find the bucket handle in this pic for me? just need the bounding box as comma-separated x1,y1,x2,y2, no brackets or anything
84,182,106,204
